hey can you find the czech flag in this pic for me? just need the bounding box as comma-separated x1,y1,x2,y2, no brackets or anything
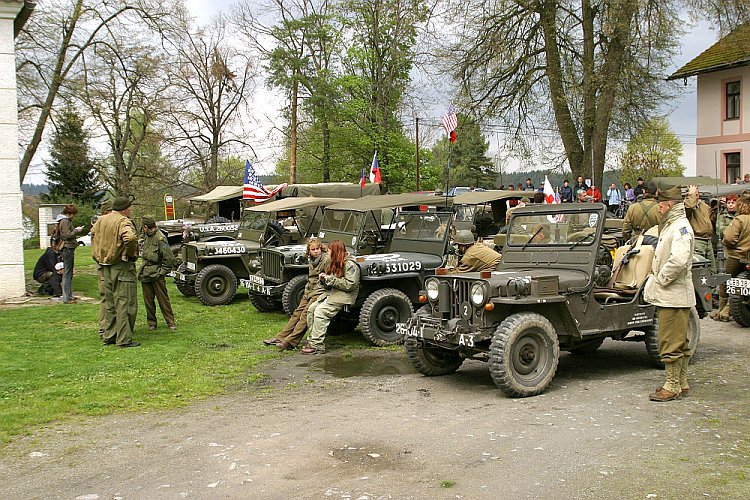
369,151,381,184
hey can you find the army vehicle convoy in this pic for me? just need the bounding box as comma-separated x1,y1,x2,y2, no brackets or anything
398,202,713,398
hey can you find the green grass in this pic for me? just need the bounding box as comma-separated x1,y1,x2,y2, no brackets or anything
0,247,292,443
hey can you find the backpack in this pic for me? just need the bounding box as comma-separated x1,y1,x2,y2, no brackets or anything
50,222,64,251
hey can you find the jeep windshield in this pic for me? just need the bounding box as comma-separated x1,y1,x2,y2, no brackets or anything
389,211,452,255
507,210,601,247
318,209,383,254
236,210,270,241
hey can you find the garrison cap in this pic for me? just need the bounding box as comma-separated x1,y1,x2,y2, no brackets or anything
142,216,156,228
656,184,682,202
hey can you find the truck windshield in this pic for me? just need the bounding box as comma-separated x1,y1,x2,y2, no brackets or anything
507,211,600,246
392,212,452,242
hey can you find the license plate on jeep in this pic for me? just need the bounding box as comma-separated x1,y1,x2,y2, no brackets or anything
396,323,409,336
247,283,272,294
727,278,750,295
186,262,196,271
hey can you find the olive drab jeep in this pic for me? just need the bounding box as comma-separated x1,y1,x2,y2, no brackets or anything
175,196,341,306
398,202,712,398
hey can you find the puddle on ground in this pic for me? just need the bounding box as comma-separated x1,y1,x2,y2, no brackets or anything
297,354,415,378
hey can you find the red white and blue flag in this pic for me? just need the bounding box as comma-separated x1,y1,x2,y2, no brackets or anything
369,151,381,184
442,107,458,143
243,160,286,202
360,168,366,188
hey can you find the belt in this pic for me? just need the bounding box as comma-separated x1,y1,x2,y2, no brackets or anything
695,237,711,241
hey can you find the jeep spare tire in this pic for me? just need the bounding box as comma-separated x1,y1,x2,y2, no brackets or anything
489,312,559,398
359,288,413,346
195,264,237,306
644,307,701,368
729,270,750,327
282,274,308,316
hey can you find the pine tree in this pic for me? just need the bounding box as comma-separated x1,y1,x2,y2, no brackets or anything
44,107,100,205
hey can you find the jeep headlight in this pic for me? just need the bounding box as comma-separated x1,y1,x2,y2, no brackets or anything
425,278,440,301
470,282,488,306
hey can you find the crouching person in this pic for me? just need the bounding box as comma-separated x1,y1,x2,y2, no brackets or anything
301,240,360,355
33,246,63,297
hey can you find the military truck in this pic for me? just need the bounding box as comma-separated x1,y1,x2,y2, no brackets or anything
175,196,348,306
397,202,713,398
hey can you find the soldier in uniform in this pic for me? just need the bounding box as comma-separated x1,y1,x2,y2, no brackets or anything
712,194,738,320
684,184,716,272
91,196,140,348
93,199,113,339
643,184,695,402
718,194,750,322
138,216,178,332
622,180,659,242
264,239,329,350
455,230,502,272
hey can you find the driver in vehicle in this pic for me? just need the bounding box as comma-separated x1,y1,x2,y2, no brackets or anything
454,230,502,273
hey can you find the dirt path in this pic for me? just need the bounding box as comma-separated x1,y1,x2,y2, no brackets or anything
1,317,748,499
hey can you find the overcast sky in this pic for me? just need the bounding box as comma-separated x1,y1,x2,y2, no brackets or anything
22,1,719,183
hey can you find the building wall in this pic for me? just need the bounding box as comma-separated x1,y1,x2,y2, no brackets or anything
0,3,25,300
696,67,750,180
39,205,65,249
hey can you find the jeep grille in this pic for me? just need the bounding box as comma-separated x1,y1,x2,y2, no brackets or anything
260,248,284,281
439,278,473,316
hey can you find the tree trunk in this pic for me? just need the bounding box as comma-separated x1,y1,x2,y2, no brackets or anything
321,117,330,182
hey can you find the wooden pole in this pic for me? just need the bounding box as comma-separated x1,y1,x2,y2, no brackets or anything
415,116,420,191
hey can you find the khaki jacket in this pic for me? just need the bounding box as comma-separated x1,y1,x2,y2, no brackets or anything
138,230,177,282
91,211,138,265
643,203,696,308
684,191,713,239
320,257,360,305
622,197,659,241
305,253,330,299
722,213,750,261
457,243,502,273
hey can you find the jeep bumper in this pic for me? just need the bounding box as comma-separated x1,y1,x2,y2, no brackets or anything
398,315,487,348
241,275,285,296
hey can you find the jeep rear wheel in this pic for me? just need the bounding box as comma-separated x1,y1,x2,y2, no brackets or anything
195,264,237,306
359,288,413,346
489,312,559,398
729,271,750,327
282,274,308,316
645,307,701,368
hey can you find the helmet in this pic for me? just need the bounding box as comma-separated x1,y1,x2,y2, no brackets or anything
455,230,475,245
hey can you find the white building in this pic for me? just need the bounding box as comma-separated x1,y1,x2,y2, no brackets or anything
670,24,750,181
0,1,34,300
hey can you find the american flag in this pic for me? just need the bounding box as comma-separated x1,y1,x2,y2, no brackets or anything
243,160,286,202
442,107,458,134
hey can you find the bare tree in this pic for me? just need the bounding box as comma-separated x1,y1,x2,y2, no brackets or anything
166,17,257,190
15,0,181,185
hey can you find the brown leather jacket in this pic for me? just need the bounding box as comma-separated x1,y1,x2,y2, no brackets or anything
684,191,713,239
457,243,502,273
91,211,138,265
722,214,750,261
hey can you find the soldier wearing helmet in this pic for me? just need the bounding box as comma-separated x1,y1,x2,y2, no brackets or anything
455,230,502,273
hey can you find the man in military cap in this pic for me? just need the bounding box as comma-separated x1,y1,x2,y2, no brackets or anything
622,180,659,242
138,216,178,332
91,196,140,347
93,199,113,339
643,184,695,401
684,184,716,272
455,230,502,273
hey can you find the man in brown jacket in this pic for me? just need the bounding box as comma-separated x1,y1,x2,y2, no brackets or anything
455,230,502,273
622,180,659,242
91,196,139,348
684,184,716,272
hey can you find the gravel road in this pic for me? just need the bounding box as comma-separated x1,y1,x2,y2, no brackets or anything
1,316,748,499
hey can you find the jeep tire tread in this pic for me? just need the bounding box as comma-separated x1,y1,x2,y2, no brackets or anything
282,274,308,316
405,305,464,376
359,288,413,346
729,270,750,327
195,264,237,306
644,307,701,368
489,312,559,398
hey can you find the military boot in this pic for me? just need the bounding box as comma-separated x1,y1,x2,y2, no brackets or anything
649,362,682,402
679,355,690,397
710,297,728,320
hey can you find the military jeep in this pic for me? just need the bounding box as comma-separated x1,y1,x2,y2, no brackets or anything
398,202,711,398
175,196,344,306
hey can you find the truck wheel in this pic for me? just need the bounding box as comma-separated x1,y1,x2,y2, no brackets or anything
359,288,413,346
729,271,750,327
489,312,559,398
282,274,308,316
404,305,463,376
174,264,195,296
568,338,604,355
195,264,237,306
644,307,701,368
248,273,280,312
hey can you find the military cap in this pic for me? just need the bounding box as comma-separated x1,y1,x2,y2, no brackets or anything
656,184,682,202
455,230,476,245
142,216,156,228
100,199,113,212
112,196,133,211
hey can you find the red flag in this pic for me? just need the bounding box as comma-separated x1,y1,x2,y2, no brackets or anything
369,151,381,184
360,168,366,188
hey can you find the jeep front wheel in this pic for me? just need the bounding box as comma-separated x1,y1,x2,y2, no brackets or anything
489,312,559,398
248,273,280,312
359,288,413,346
644,307,701,368
174,264,196,296
282,274,308,316
729,270,750,327
195,264,237,306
